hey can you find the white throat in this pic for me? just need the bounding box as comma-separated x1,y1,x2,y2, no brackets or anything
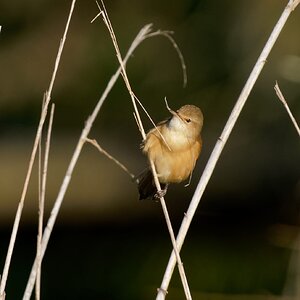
164,116,191,150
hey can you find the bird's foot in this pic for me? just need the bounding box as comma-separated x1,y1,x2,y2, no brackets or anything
154,184,169,200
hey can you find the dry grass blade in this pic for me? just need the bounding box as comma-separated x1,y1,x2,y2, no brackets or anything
156,0,300,298
35,104,55,300
164,97,173,113
274,82,300,137
85,138,135,179
133,93,171,151
35,93,46,300
36,133,42,300
0,1,76,299
96,0,146,140
146,30,187,88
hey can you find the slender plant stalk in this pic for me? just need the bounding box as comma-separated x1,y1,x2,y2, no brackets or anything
0,1,76,299
90,95,191,298
145,31,187,88
35,94,46,300
36,130,42,300
22,22,172,299
85,138,135,179
97,1,192,298
156,0,300,298
35,104,55,300
149,162,192,300
274,82,300,136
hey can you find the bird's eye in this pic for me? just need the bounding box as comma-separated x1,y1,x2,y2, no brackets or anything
185,118,191,123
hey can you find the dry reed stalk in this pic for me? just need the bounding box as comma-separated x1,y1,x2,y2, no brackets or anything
274,82,300,137
35,104,55,300
36,94,46,300
156,0,300,298
0,1,76,299
96,1,192,298
85,138,135,179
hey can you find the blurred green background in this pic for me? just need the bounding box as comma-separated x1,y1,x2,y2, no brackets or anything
0,0,300,299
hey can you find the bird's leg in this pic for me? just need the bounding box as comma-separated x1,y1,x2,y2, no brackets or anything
154,183,169,200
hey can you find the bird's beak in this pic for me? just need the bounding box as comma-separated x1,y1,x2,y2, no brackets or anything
169,109,185,122
164,98,184,122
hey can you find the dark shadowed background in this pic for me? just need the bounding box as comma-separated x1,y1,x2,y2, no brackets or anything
0,0,300,299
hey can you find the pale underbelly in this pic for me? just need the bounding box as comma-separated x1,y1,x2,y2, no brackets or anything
154,150,196,183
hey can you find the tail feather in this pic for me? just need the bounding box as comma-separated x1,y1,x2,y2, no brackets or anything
137,169,165,200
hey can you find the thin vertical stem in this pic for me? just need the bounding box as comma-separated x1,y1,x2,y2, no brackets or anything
0,1,76,299
157,0,300,298
36,104,55,299
97,2,192,298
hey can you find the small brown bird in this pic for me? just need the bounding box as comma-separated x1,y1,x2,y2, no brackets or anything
138,104,203,200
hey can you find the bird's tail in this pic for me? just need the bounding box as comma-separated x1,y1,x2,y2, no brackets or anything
136,169,165,200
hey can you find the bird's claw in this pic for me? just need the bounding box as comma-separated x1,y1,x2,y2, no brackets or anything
154,189,167,199
154,185,168,199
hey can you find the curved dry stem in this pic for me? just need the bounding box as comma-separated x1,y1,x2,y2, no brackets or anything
146,30,187,88
156,0,300,298
85,138,135,179
274,82,300,136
